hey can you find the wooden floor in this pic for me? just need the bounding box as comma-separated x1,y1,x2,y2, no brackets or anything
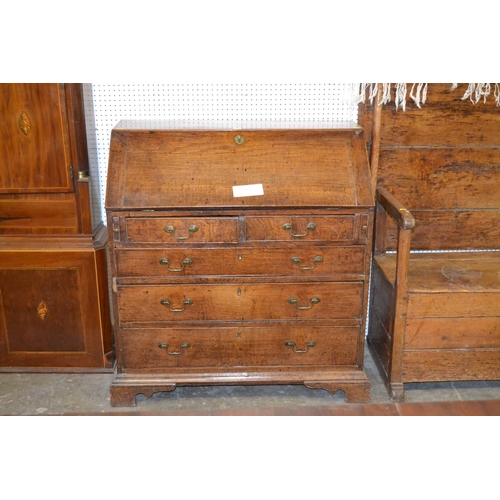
72,399,500,416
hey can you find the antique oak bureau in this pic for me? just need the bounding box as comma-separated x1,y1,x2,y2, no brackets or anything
106,121,374,406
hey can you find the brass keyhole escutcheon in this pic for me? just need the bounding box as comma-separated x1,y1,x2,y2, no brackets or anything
234,135,245,145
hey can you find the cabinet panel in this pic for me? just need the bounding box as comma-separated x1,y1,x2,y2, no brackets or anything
0,84,73,194
0,242,112,370
0,268,85,352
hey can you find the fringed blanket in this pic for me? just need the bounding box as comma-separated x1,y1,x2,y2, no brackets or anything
353,83,500,110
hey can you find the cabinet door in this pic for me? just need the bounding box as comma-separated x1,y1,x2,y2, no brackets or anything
0,83,74,194
0,247,112,370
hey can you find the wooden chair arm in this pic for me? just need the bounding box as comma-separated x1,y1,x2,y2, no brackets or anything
376,186,415,230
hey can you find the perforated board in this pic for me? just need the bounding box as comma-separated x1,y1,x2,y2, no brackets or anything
82,83,358,228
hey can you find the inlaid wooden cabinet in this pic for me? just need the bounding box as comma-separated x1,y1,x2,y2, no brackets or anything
106,122,374,406
0,84,113,371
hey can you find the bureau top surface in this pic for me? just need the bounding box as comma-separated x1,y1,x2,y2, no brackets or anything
105,122,373,211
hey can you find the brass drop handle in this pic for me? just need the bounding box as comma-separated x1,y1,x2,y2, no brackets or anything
160,298,193,312
287,296,321,310
159,257,193,272
158,342,191,355
282,222,316,238
164,224,199,240
284,340,316,353
291,256,323,270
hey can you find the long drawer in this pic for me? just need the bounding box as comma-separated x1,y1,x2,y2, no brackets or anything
115,246,366,278
119,325,360,369
117,282,364,325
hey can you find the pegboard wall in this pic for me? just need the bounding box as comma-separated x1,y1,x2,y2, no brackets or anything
82,83,359,228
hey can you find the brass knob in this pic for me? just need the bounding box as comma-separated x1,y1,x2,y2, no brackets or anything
234,135,245,145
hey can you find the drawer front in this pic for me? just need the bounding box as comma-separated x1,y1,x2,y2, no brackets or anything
125,217,239,243
245,215,360,242
115,246,366,278
117,282,363,324
119,325,360,369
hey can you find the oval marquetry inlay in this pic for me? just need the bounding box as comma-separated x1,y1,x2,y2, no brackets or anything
18,111,32,136
37,301,49,321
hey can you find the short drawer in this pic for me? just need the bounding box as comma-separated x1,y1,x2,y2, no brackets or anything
245,215,363,242
119,325,360,369
114,246,366,278
124,217,239,243
117,282,364,325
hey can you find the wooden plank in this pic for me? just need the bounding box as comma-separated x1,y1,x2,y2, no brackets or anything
408,292,500,318
402,348,500,382
379,83,500,147
396,399,500,416
62,400,500,416
405,317,500,349
378,148,500,209
376,252,500,292
385,210,500,250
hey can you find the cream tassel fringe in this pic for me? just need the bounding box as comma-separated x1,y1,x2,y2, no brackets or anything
409,83,428,108
354,83,500,109
453,83,500,105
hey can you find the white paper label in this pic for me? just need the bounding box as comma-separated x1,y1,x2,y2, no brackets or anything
232,183,264,197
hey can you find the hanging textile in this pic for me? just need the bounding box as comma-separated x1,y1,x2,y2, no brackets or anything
353,83,500,109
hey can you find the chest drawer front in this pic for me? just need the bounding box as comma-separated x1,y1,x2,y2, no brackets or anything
120,325,360,369
117,282,363,325
245,215,359,242
124,217,239,243
115,246,366,278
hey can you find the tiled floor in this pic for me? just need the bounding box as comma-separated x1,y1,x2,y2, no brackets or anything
1,343,500,415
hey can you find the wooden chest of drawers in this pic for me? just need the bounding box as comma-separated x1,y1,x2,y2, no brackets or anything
106,122,374,406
